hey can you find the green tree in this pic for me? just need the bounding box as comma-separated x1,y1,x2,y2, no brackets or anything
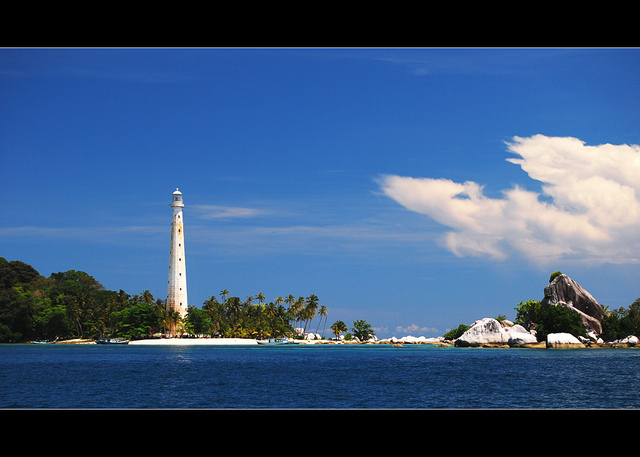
303,294,319,333
284,294,295,308
316,305,328,336
185,306,213,336
0,284,42,342
0,259,41,288
330,320,348,340
514,300,541,330
203,295,228,337
48,270,105,338
274,304,292,337
443,324,469,340
289,297,305,329
601,298,640,340
351,319,375,341
535,305,586,341
111,300,158,339
33,304,70,340
514,299,586,341
225,296,243,335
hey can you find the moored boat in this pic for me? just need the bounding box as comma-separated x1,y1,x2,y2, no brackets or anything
257,337,298,345
95,338,130,345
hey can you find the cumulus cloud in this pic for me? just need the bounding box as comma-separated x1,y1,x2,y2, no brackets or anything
379,135,640,264
395,323,440,335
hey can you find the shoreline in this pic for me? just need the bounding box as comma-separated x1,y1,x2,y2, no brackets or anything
22,337,640,348
129,337,258,345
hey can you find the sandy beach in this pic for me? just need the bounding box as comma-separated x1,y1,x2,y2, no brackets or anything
129,338,259,345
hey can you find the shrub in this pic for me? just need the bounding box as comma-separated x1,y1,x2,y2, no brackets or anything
443,324,470,340
549,271,563,283
514,300,541,330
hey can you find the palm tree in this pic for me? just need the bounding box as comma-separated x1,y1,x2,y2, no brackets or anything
265,302,277,335
330,320,347,340
274,304,290,337
220,289,229,303
285,294,295,308
316,305,328,336
203,296,223,336
292,296,305,331
304,294,319,334
141,290,154,306
251,303,266,337
167,309,182,336
256,292,265,305
154,298,166,334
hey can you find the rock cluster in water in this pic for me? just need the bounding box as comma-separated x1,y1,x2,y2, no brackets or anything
452,274,638,349
454,317,544,348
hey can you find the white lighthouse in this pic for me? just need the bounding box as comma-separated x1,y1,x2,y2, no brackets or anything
167,188,188,335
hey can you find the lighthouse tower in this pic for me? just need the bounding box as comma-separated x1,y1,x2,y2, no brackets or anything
167,188,188,335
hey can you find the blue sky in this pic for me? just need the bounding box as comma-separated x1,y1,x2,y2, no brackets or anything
2,48,639,337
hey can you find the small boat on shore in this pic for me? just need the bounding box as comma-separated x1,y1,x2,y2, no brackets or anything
95,338,130,345
257,337,298,345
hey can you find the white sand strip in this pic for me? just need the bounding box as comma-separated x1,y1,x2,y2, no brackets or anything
129,338,258,345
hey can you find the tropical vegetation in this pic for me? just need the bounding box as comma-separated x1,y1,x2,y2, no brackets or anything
514,299,587,341
350,319,375,341
0,258,352,343
600,298,640,341
443,323,470,340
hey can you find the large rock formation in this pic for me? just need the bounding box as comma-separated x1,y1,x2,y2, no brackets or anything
546,332,586,348
505,324,538,346
541,274,605,336
454,318,538,347
455,318,508,347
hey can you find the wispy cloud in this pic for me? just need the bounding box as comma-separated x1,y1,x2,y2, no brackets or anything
191,205,267,220
0,225,164,243
379,135,640,265
190,220,439,260
2,204,439,262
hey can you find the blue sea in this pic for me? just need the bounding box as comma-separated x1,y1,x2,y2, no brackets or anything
1,343,639,409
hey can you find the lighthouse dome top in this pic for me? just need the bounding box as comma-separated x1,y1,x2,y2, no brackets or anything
171,188,184,206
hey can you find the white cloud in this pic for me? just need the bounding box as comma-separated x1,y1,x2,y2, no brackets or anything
191,205,267,219
394,323,440,335
380,135,640,264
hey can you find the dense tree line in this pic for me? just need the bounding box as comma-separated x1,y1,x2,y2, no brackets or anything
600,298,640,341
0,258,331,343
192,292,327,339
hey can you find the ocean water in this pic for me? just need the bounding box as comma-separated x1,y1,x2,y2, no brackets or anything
1,343,639,409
